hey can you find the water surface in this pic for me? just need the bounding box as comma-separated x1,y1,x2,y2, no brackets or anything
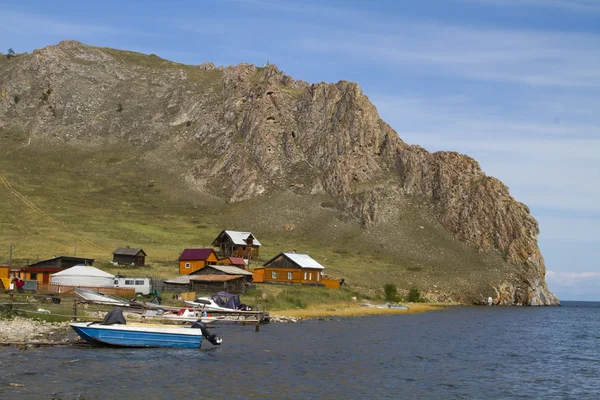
1,301,598,399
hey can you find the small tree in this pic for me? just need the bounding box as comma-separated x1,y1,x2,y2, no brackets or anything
6,48,15,59
383,283,398,302
408,286,421,302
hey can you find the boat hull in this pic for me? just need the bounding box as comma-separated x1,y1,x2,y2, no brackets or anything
70,323,203,348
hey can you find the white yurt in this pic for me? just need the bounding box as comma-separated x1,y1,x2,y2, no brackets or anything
51,265,115,287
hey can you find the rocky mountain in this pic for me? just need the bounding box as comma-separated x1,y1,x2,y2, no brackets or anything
0,41,559,305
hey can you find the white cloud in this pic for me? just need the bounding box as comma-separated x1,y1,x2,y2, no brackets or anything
546,271,600,294
0,9,149,38
298,23,600,88
464,0,600,14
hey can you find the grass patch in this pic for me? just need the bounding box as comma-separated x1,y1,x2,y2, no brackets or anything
0,133,513,303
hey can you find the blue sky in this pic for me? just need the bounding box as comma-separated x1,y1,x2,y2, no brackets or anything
1,0,599,300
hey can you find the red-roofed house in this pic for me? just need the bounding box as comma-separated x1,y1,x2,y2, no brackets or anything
217,256,248,270
178,248,219,275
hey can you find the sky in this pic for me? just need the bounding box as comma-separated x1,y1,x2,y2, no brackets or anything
1,0,598,300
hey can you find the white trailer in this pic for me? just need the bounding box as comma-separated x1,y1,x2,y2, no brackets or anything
113,277,152,295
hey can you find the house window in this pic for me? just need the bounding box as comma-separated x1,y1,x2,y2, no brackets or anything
317,273,320,281
271,271,278,279
242,246,247,251
185,263,190,269
309,272,312,281
304,272,307,280
30,273,37,280
288,272,293,280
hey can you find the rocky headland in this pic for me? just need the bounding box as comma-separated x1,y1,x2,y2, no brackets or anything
0,41,558,305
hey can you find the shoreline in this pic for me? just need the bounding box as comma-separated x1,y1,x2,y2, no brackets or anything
0,302,456,345
269,302,456,319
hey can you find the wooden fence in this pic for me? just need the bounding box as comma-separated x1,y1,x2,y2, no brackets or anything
36,283,135,298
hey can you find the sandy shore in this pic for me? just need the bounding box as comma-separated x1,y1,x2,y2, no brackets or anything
270,302,453,319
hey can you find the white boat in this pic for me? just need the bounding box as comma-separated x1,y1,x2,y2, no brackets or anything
143,307,223,324
184,291,252,311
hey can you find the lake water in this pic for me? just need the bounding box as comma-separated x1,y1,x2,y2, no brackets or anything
1,301,599,399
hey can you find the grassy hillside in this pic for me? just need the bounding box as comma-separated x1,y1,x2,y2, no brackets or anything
0,131,510,301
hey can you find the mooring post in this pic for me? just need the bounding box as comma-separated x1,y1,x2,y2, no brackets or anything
72,299,77,321
255,320,260,332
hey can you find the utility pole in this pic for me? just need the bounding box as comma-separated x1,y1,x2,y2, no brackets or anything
9,242,12,266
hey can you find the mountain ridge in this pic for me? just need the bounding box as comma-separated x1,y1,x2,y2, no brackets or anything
0,41,559,305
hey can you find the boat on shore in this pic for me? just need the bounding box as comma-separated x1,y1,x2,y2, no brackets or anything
74,288,131,306
184,291,253,312
70,308,222,348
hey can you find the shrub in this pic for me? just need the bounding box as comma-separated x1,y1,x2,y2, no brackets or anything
408,286,421,302
384,283,398,302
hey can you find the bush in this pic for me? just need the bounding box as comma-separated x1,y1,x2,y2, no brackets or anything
383,283,398,302
408,286,421,302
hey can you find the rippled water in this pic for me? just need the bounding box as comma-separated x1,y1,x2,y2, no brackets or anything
1,301,599,399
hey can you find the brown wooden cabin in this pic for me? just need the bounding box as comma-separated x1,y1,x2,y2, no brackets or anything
112,247,147,266
255,252,325,285
159,275,191,293
178,248,219,275
189,275,248,295
212,230,261,261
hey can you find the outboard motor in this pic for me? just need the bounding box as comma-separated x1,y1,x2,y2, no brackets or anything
191,321,223,346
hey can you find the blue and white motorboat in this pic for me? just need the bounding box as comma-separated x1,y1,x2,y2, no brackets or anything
70,308,222,348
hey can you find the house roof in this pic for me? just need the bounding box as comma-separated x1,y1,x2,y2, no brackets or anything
178,248,215,261
113,248,146,256
216,230,262,247
28,256,95,267
228,257,247,266
51,265,115,278
20,266,62,273
189,274,244,282
164,275,191,284
197,265,253,276
264,252,325,270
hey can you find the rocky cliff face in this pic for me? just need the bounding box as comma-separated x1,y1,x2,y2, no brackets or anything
0,41,558,305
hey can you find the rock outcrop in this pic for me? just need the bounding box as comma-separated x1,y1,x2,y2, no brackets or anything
0,41,558,305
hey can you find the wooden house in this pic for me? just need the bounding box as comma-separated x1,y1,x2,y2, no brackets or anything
212,230,261,261
19,266,62,284
112,247,147,266
189,264,255,294
178,248,219,275
254,252,325,285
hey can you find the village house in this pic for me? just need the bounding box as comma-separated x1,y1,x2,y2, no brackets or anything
253,252,327,285
189,265,255,294
112,247,147,266
178,248,219,275
212,230,261,261
18,256,95,284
